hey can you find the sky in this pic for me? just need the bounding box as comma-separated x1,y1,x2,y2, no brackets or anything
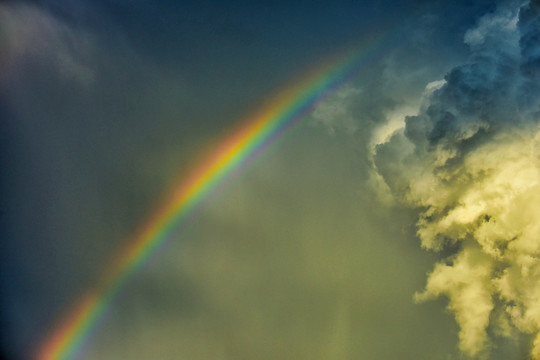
1,0,539,359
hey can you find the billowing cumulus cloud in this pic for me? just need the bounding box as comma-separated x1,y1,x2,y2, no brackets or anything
373,1,540,358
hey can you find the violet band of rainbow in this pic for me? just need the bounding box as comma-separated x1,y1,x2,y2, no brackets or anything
36,32,394,360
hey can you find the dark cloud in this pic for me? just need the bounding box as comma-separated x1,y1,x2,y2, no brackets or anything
520,0,540,79
373,1,540,358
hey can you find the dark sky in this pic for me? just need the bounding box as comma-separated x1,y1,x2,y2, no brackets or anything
2,0,538,359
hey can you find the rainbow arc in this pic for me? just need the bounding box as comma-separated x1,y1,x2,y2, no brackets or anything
36,35,391,360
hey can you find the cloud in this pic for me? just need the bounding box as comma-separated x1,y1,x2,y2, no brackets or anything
414,245,494,356
373,1,540,358
0,2,95,87
311,85,362,134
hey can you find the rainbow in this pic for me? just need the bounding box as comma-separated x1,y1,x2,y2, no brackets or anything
36,34,392,360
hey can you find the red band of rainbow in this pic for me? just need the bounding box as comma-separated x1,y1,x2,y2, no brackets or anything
36,33,393,360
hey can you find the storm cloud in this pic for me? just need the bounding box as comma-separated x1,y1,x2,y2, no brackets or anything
373,1,540,358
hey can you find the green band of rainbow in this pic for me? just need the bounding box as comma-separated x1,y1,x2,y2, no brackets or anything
36,33,392,360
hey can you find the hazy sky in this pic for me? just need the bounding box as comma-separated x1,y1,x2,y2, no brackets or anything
1,0,539,359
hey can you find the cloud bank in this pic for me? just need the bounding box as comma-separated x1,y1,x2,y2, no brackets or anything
373,1,540,358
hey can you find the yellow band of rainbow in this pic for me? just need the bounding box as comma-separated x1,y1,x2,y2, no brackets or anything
36,33,392,360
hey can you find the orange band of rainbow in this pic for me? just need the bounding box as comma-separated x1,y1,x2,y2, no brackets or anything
36,33,392,360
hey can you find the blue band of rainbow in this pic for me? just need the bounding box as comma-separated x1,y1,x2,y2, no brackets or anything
36,33,393,360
